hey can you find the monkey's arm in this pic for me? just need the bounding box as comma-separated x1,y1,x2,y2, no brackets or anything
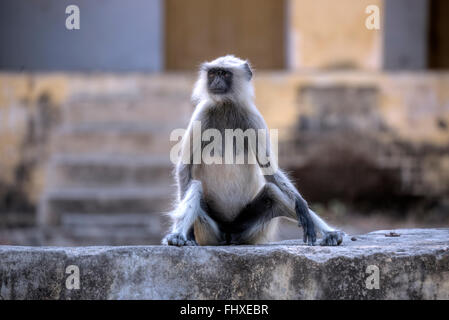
164,117,222,246
162,180,201,246
165,163,222,246
164,120,197,245
176,162,192,201
174,115,201,201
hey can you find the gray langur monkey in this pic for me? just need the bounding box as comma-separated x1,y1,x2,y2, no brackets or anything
162,55,343,246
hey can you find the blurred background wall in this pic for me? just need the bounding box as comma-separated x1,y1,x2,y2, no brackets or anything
0,0,448,245
0,0,163,71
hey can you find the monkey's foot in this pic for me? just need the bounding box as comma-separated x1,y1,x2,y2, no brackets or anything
320,230,344,246
162,233,198,247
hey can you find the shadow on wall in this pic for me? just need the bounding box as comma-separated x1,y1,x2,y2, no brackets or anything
0,92,60,228
280,84,449,225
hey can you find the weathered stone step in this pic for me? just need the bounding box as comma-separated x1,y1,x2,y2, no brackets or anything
61,212,166,228
0,225,164,247
51,125,182,155
63,98,192,127
58,229,163,246
39,186,174,225
1,228,448,299
59,213,167,245
48,154,174,188
65,74,194,102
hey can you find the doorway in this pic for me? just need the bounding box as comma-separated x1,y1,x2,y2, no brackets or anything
165,0,286,70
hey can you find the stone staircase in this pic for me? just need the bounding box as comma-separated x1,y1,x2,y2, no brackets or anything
38,77,193,245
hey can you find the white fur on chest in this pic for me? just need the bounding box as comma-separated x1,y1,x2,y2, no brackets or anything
192,160,265,221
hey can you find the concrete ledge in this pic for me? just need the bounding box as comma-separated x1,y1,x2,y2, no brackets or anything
1,228,448,299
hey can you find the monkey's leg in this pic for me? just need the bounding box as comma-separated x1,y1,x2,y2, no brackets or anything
193,212,223,246
230,182,315,245
162,180,221,246
274,184,345,246
306,209,344,246
239,183,343,246
266,172,344,246
264,173,317,244
269,183,317,245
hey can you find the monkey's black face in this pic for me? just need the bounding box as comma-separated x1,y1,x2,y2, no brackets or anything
207,68,233,94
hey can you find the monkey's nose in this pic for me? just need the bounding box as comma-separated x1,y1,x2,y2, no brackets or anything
210,81,227,94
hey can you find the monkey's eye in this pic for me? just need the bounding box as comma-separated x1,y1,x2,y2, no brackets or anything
224,72,232,78
208,72,215,79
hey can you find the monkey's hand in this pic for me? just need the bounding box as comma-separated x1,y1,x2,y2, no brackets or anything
162,233,198,247
295,198,316,246
320,230,344,246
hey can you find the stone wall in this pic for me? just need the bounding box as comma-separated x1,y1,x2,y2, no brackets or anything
288,0,383,70
0,228,448,299
0,74,68,225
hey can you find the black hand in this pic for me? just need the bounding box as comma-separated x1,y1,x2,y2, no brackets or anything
295,198,316,246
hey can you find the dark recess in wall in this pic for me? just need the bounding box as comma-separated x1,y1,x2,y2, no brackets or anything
428,0,449,69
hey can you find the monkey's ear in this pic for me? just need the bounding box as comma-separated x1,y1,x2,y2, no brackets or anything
199,62,209,72
243,62,253,80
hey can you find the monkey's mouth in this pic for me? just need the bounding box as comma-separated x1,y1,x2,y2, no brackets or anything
209,88,229,95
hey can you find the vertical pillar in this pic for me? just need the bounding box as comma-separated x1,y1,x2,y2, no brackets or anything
383,0,429,70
